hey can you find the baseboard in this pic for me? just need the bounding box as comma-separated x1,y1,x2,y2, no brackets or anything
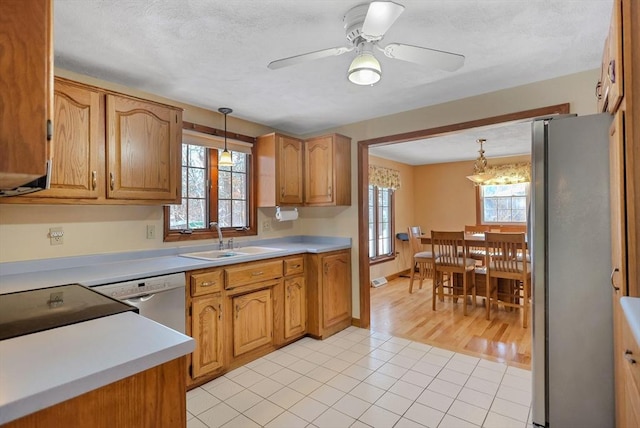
388,269,411,280
351,317,361,327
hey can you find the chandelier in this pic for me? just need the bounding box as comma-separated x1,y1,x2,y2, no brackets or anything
466,138,494,185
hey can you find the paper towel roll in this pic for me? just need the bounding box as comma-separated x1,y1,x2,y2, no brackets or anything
275,209,298,222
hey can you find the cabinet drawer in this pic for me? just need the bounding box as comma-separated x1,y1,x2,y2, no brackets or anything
284,257,304,276
191,270,223,296
226,260,283,289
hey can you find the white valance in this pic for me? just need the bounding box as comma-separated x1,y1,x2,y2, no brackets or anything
182,129,253,154
483,162,531,185
369,165,402,190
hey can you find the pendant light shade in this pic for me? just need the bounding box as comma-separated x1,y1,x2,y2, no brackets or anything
466,138,494,185
218,107,234,167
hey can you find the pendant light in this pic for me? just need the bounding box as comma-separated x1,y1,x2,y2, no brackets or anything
218,107,233,167
466,138,494,185
348,41,382,86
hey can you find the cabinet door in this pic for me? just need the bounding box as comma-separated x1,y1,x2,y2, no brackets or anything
106,94,180,201
233,288,273,357
305,136,334,205
33,79,102,199
191,294,224,378
606,0,623,113
277,135,304,205
0,0,52,189
321,252,351,329
284,276,306,339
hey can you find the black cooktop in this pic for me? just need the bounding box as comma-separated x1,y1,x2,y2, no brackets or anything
0,284,138,341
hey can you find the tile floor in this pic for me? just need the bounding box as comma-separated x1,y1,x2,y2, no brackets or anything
187,327,532,428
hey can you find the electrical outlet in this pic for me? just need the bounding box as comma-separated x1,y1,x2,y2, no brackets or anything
49,227,64,245
146,225,156,239
262,220,271,232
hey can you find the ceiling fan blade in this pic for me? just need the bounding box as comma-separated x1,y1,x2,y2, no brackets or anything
361,1,405,40
381,43,465,71
268,46,353,70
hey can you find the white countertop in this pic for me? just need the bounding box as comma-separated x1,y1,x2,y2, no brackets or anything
0,236,351,293
0,312,195,425
621,296,640,345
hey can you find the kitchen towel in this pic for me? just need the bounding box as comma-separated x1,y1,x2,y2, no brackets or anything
275,209,298,222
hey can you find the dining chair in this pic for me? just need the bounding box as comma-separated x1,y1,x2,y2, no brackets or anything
431,231,476,315
407,226,434,293
498,224,526,233
464,225,492,264
484,232,530,327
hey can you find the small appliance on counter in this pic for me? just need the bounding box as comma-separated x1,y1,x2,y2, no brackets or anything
0,284,138,341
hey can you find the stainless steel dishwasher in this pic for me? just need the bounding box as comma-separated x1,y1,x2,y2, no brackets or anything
91,272,186,333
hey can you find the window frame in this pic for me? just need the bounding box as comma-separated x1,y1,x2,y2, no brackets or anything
368,184,396,265
163,145,257,242
475,182,529,226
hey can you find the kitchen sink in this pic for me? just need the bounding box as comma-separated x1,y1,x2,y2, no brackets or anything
179,246,284,261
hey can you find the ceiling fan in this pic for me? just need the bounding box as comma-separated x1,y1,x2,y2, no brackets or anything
267,1,465,86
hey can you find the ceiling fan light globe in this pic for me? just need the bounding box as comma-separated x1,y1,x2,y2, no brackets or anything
348,52,382,85
219,150,233,167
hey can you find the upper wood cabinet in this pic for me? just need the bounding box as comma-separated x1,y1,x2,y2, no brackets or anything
305,134,351,206
2,78,183,205
597,0,624,113
256,133,304,206
256,132,351,207
32,78,103,199
0,0,53,190
106,94,181,201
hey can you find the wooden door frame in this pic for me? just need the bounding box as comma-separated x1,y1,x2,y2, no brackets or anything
357,103,570,328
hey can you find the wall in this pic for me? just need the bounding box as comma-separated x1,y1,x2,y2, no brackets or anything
368,156,415,281
414,154,531,233
0,69,600,320
299,69,599,319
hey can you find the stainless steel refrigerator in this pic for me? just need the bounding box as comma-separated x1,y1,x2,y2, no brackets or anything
531,113,614,427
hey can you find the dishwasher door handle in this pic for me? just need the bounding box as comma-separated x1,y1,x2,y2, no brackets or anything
124,294,155,303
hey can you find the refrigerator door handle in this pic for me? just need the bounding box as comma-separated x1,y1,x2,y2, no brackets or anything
610,268,620,292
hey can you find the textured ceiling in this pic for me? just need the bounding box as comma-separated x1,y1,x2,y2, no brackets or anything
53,0,612,163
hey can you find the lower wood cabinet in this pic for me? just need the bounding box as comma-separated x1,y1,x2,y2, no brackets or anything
284,275,306,340
190,294,224,379
307,249,352,339
232,287,273,357
618,303,640,427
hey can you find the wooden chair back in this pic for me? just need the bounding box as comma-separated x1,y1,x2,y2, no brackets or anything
465,225,492,234
484,232,528,279
407,226,424,256
498,224,526,233
431,231,466,269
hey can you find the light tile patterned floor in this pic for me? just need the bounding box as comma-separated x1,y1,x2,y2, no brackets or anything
187,327,532,428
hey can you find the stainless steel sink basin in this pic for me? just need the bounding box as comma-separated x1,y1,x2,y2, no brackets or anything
179,246,284,261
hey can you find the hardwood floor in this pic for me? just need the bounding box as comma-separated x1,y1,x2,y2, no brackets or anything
370,276,532,369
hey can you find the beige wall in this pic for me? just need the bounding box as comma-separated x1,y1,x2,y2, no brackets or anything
0,69,599,320
368,156,415,281
414,154,530,233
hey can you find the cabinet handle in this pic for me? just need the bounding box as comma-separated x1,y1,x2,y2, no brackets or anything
109,172,115,191
286,286,290,299
91,171,97,190
218,304,222,321
595,81,603,100
607,60,616,84
291,264,301,268
201,281,216,287
235,304,239,319
281,187,285,197
251,271,264,276
328,185,332,196
324,263,328,275
624,350,636,365
611,268,620,292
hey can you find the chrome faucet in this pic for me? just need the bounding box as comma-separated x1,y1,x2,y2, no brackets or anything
227,238,234,250
209,222,224,250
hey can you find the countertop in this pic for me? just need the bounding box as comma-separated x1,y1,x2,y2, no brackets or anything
0,235,351,293
0,312,195,425
621,296,640,345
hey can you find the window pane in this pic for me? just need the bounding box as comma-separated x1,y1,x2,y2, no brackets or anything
513,197,527,210
188,145,206,168
188,168,206,198
513,209,527,222
497,198,511,210
187,198,206,229
218,200,231,227
219,171,231,199
182,145,188,167
169,199,188,230
232,152,246,173
485,209,497,222
232,173,246,199
181,166,187,197
232,200,246,227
